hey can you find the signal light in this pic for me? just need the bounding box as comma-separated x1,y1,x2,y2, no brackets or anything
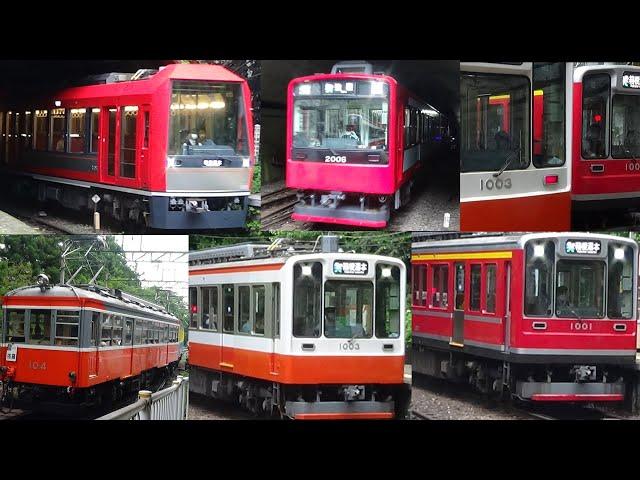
191,305,197,313
594,114,602,122
544,175,559,185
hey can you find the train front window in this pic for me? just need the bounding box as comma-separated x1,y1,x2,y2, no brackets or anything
6,310,26,343
375,264,401,339
608,244,634,319
28,310,52,345
461,74,530,172
612,95,640,158
555,260,605,319
293,262,322,338
168,81,249,157
582,73,610,159
524,240,554,316
292,80,389,152
324,280,373,339
532,62,566,168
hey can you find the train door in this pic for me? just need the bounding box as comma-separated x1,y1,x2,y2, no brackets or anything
100,106,117,184
451,262,465,346
116,105,142,189
87,312,99,378
504,262,512,350
269,283,280,375
220,284,235,371
139,105,150,189
0,112,4,165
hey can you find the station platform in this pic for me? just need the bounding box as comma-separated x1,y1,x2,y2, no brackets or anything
0,210,38,234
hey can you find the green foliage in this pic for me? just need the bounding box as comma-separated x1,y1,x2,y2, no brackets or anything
251,163,262,194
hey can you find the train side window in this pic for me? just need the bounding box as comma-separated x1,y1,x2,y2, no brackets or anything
273,282,280,338
101,314,113,346
582,73,610,159
293,262,322,338
28,309,52,345
90,108,100,153
430,264,449,308
50,108,66,152
238,286,251,334
90,312,100,347
124,318,133,345
189,287,199,328
223,284,234,333
68,108,86,153
6,309,27,343
524,240,554,316
413,264,427,307
202,287,218,331
485,264,497,314
55,310,79,346
532,63,566,167
375,264,401,339
134,319,142,345
253,285,265,336
24,111,32,151
470,264,481,311
112,316,123,346
120,106,138,178
33,110,49,151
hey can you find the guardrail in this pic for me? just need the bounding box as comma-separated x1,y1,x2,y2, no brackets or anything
97,375,189,420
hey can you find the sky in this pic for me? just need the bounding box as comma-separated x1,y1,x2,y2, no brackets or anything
113,235,189,301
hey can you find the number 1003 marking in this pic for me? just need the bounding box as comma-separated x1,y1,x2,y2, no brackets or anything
480,178,512,191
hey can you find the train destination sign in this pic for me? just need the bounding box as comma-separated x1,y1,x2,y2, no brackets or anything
333,260,368,275
622,73,640,89
565,240,601,255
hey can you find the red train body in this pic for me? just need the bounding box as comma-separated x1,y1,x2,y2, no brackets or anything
0,284,181,409
0,63,255,230
286,63,446,228
411,233,638,402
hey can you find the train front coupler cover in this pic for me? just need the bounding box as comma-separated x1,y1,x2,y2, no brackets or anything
293,190,390,228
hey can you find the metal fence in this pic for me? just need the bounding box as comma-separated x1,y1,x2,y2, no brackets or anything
97,375,189,420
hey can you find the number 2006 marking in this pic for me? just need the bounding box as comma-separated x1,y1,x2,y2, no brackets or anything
480,178,512,191
325,155,347,163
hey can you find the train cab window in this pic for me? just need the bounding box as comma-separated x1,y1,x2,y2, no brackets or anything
6,310,26,343
222,284,234,333
324,280,373,339
50,108,66,152
582,73,610,159
124,318,133,345
34,110,49,151
431,265,449,308
28,310,52,345
485,264,497,314
612,94,640,158
293,262,322,338
101,314,113,346
525,240,554,316
532,63,566,168
375,264,401,339
273,282,280,338
112,316,123,346
68,108,86,153
470,264,481,311
413,265,427,307
238,286,251,334
55,310,79,346
608,244,634,319
120,106,138,178
556,260,605,318
168,81,249,157
189,287,199,328
201,287,218,331
90,108,100,153
253,285,265,336
461,74,530,173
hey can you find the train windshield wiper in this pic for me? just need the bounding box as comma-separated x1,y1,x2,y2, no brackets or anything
569,308,583,322
493,149,520,178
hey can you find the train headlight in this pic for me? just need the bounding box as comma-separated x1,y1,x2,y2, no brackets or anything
371,81,385,96
614,248,625,260
381,267,392,278
298,84,311,95
242,157,250,168
36,273,50,290
301,265,312,276
533,245,545,257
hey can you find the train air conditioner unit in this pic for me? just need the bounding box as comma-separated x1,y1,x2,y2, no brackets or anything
331,61,374,74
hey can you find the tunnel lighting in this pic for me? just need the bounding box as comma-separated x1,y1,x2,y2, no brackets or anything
298,84,311,95
92,108,100,113
54,100,61,107
371,81,384,95
210,101,226,109
301,265,312,276
533,244,545,257
421,108,439,117
614,248,625,260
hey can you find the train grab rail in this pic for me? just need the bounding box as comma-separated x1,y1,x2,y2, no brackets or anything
97,375,189,420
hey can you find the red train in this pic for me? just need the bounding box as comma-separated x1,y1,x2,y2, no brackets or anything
0,278,181,410
286,61,447,228
0,63,255,230
411,232,638,402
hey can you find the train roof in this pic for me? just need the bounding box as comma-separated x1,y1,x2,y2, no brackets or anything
3,284,179,322
412,232,637,252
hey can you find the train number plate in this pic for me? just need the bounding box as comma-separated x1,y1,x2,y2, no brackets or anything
5,343,17,362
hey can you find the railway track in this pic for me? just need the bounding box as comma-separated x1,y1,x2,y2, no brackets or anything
515,405,624,421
